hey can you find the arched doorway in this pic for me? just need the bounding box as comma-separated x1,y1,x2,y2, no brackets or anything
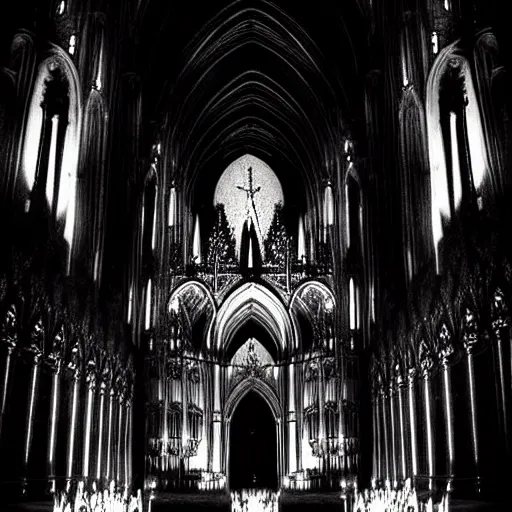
229,390,278,490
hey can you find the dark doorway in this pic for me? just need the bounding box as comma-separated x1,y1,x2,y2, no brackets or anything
229,391,278,490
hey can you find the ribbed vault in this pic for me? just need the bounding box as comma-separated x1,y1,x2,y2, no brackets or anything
137,0,367,211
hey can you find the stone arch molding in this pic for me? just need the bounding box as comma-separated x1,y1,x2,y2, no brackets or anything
213,281,295,356
224,376,281,423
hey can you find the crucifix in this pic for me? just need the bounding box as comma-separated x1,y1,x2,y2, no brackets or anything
236,166,261,220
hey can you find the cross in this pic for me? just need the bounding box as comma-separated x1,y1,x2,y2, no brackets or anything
236,166,261,206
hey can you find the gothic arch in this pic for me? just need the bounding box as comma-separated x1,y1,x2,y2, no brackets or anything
20,44,82,259
426,42,489,270
224,377,281,422
399,85,432,280
168,280,217,350
73,88,107,281
474,30,507,195
213,281,295,356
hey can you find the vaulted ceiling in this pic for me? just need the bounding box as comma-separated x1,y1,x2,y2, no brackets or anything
135,0,369,210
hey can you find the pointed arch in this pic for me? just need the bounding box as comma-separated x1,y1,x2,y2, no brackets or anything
426,42,489,271
20,44,82,262
399,85,432,281
73,88,108,281
213,282,294,357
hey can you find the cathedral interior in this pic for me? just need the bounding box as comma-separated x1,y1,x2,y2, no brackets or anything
1,0,512,511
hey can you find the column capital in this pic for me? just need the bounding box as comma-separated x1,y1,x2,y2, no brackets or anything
287,411,296,422
213,411,222,422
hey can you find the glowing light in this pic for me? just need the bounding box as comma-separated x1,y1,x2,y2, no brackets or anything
168,186,176,227
349,278,356,330
450,113,462,209
46,116,59,207
297,215,306,262
145,279,152,330
432,32,439,55
95,42,104,91
323,182,334,227
444,0,451,10
214,154,284,258
127,284,133,324
68,35,76,55
192,214,202,264
345,183,350,249
93,249,100,282
57,1,66,15
151,194,157,250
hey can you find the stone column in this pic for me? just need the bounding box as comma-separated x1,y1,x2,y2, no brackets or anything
0,306,17,443
83,358,97,479
105,382,115,482
47,327,64,492
66,342,81,485
212,363,222,473
116,380,125,485
381,391,390,482
462,306,480,482
406,346,418,479
22,320,44,493
491,289,510,457
96,375,107,482
288,358,297,474
419,339,435,491
397,376,407,480
389,376,398,484
438,323,456,479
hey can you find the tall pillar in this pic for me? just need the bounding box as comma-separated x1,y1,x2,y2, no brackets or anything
288,358,297,474
22,323,44,493
66,342,81,487
372,398,377,481
462,306,480,482
124,396,131,488
212,363,222,473
397,379,407,480
381,391,390,482
491,289,510,457
0,306,17,443
105,383,115,482
83,359,97,479
375,397,382,481
116,384,125,485
47,329,64,492
389,378,398,484
419,340,435,491
406,350,418,479
96,376,107,482
439,323,456,479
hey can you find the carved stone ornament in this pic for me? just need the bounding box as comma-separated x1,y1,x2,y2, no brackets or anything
405,343,416,381
323,357,335,380
305,360,319,382
66,339,81,378
167,359,182,380
393,349,405,388
438,322,456,366
0,305,18,349
462,306,479,353
491,288,510,331
46,325,65,373
419,338,434,377
27,318,44,364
